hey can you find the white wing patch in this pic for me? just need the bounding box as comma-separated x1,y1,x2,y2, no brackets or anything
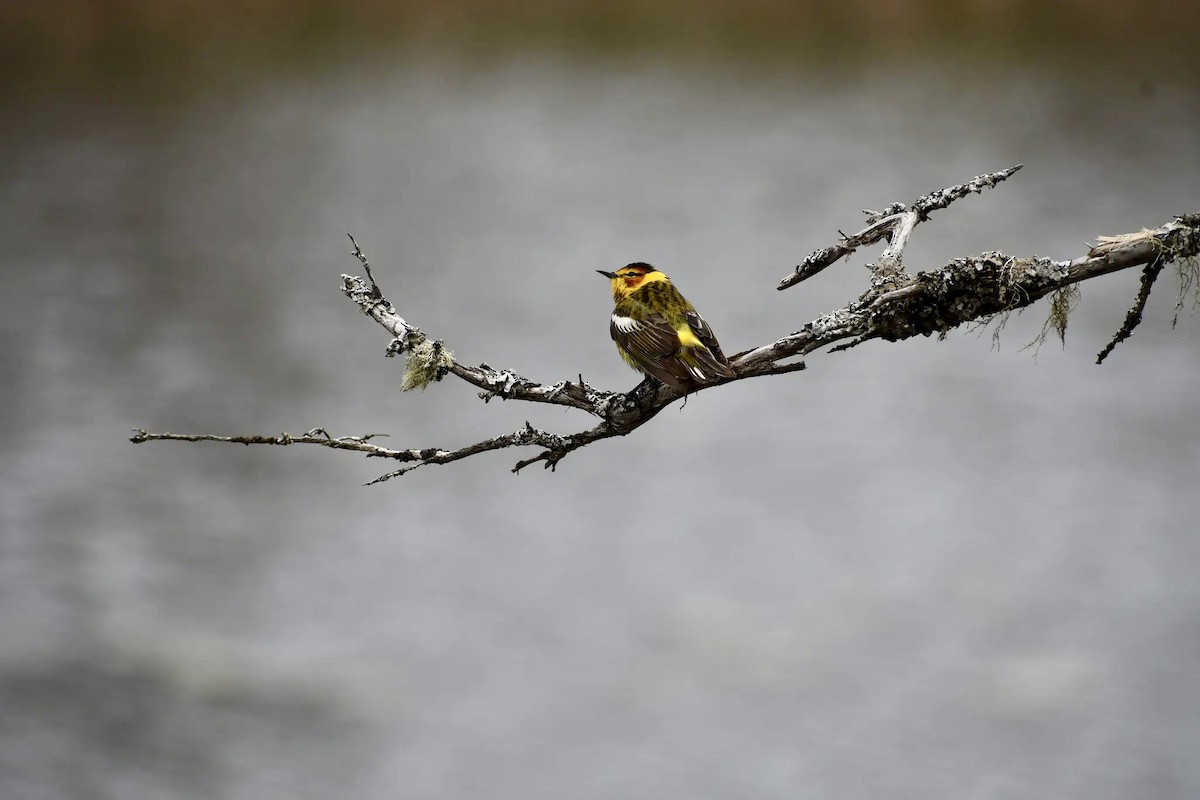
611,315,642,334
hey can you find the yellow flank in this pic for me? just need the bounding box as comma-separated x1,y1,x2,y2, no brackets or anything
675,324,702,348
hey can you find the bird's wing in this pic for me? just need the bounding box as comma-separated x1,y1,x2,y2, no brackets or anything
683,310,736,382
610,312,693,390
683,310,725,360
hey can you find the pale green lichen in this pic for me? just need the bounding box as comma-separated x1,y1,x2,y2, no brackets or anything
967,307,1013,351
1023,283,1081,353
402,340,455,391
1172,252,1199,328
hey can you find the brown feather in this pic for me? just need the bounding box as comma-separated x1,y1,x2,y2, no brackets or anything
684,311,735,380
610,313,693,391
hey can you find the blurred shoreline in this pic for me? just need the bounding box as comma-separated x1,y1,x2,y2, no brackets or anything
3,0,1197,101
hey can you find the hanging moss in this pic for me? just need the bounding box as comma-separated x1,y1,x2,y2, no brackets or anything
1023,283,1082,352
402,340,455,391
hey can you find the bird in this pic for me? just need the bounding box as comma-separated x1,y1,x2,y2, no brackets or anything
597,262,736,392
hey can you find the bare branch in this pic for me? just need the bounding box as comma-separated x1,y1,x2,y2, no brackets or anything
341,273,616,416
347,233,381,293
367,421,584,485
1095,257,1165,364
130,427,427,459
777,164,1023,290
130,171,1200,482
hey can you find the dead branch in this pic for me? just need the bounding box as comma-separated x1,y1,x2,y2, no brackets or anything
130,168,1200,484
776,164,1024,290
1095,256,1166,364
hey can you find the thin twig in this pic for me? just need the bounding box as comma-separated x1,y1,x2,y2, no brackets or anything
1095,256,1166,364
829,335,874,354
129,428,434,460
777,164,1023,290
347,233,380,293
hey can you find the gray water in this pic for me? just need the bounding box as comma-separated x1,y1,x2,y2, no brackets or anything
2,55,1199,799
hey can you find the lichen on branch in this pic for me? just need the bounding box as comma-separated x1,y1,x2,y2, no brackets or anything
400,340,455,391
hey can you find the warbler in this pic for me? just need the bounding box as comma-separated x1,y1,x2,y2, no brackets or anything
597,262,736,392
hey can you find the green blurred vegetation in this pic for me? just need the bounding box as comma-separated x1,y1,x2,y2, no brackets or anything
1,0,1196,99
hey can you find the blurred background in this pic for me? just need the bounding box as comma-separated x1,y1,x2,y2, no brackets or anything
2,2,1199,798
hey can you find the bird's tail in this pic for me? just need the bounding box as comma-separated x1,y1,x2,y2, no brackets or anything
680,346,736,385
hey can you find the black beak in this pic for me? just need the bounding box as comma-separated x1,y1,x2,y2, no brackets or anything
596,270,616,279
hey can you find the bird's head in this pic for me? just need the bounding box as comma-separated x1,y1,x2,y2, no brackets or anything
596,262,666,300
